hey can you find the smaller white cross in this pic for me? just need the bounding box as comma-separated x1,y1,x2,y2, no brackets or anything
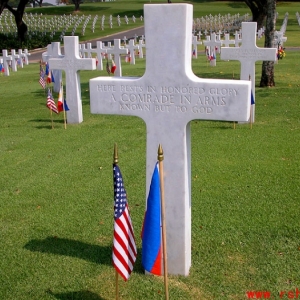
2,50,12,76
17,49,24,68
106,39,128,77
125,39,139,65
49,36,96,124
10,49,20,72
138,39,146,58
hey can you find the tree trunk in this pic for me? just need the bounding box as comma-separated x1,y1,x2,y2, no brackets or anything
245,0,267,28
0,0,9,14
74,1,80,11
260,0,276,87
5,0,29,42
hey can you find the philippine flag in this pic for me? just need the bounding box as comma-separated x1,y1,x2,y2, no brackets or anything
57,84,64,112
141,163,162,276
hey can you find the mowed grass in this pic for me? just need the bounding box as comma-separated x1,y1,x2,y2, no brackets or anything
1,2,300,300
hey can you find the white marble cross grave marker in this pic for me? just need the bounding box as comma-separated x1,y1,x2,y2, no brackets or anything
234,31,242,47
22,49,31,65
125,39,139,65
49,36,96,124
42,42,64,93
106,39,128,77
221,33,235,47
2,50,12,76
18,49,24,68
274,31,287,47
138,39,146,58
85,43,94,58
90,4,251,276
203,33,221,66
10,50,20,72
95,41,107,71
192,35,202,59
221,22,277,122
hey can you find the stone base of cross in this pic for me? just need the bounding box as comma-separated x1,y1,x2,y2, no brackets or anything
90,4,250,276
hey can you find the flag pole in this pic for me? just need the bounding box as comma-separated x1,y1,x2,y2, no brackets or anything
157,144,169,300
115,269,119,300
232,72,236,129
249,75,253,129
50,87,54,129
114,143,119,300
62,81,67,130
50,108,54,129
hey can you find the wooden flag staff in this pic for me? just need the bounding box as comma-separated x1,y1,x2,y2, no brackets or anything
113,143,119,300
49,87,54,129
158,144,169,300
50,107,54,129
249,75,253,129
61,81,67,130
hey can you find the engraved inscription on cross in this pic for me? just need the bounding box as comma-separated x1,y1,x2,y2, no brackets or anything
49,36,96,124
90,4,251,276
221,22,277,122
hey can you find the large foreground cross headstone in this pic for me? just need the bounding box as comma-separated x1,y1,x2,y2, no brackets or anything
90,4,251,276
221,22,277,122
49,36,96,124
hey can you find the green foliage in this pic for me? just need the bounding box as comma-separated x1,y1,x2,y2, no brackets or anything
0,32,52,50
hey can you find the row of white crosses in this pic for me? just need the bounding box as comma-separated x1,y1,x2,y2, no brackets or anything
44,21,276,124
81,15,92,36
0,49,31,76
43,36,143,122
0,11,143,42
193,13,251,35
273,12,288,48
279,12,289,35
296,12,300,26
0,11,16,33
78,37,145,68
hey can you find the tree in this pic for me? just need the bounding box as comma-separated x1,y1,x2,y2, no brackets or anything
260,0,276,87
244,0,268,29
71,0,82,11
0,0,30,42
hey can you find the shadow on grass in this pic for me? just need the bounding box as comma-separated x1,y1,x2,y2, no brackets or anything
24,236,144,274
29,118,65,129
24,237,112,265
47,289,106,300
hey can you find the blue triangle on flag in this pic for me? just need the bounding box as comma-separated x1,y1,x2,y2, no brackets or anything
251,91,255,105
63,99,70,111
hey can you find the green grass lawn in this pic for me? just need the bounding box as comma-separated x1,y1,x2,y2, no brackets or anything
1,1,300,300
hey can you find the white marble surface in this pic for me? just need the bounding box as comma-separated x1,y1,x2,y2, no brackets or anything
90,4,251,275
49,36,96,124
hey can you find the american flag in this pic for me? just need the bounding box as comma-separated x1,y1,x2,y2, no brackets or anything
46,89,59,114
39,65,46,89
113,164,137,281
